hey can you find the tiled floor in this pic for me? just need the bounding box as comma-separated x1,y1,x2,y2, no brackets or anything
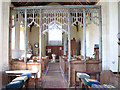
43,63,68,88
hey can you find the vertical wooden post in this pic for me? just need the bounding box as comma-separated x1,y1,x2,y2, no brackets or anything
46,33,48,46
24,9,27,63
99,7,102,61
39,9,42,81
45,33,47,56
68,9,71,61
63,33,66,56
9,7,13,63
83,9,86,60
68,8,71,87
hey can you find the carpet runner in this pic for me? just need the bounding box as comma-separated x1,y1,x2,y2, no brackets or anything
43,63,68,89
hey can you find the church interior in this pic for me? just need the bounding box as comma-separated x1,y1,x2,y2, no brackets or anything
0,0,120,89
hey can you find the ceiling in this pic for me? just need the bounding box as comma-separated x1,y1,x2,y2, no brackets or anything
11,0,99,7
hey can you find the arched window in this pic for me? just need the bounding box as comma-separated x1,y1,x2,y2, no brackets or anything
20,25,25,50
48,24,62,45
12,27,15,50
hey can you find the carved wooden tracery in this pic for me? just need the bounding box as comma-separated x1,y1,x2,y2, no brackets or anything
12,9,25,27
12,7,100,33
71,8,99,26
11,6,101,66
42,8,69,34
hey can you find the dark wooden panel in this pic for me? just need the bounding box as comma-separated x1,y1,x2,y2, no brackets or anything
46,46,63,59
11,1,99,7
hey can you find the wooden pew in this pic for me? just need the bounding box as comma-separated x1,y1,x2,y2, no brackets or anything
6,73,32,89
75,71,100,88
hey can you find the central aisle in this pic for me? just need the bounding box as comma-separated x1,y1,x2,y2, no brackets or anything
43,63,68,88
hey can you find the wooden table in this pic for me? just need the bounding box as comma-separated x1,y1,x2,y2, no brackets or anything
5,70,38,88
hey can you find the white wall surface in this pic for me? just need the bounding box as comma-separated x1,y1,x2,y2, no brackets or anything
12,24,21,58
12,24,46,57
108,2,118,72
12,24,25,59
100,1,119,72
0,1,10,89
0,1,3,90
77,23,99,58
77,26,84,55
118,1,120,72
29,26,39,55
86,23,99,57
71,26,78,40
1,2,10,71
28,25,45,56
100,2,110,70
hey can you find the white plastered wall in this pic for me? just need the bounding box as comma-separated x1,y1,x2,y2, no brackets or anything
99,1,118,71
12,24,20,58
12,19,46,58
27,26,46,56
99,2,110,70
0,1,2,89
77,25,84,55
86,23,99,57
0,1,10,89
71,26,78,40
118,1,120,72
28,25,46,56
12,24,30,59
1,1,10,71
108,2,118,72
77,23,99,58
29,26,39,55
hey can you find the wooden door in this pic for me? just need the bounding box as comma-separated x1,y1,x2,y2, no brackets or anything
66,40,76,56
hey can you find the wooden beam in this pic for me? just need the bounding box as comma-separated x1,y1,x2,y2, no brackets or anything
39,9,42,60
68,8,71,87
99,6,102,61
44,33,47,56
68,9,71,61
39,9,42,83
14,5,101,10
83,9,86,60
63,33,66,56
24,9,27,63
9,7,13,63
12,1,99,7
